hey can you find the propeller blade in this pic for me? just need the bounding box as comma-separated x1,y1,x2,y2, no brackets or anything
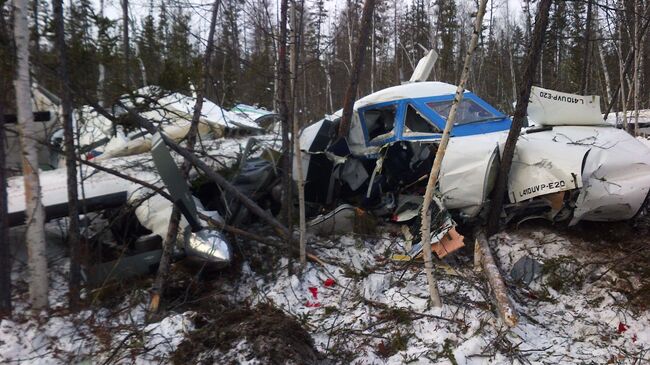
150,132,202,231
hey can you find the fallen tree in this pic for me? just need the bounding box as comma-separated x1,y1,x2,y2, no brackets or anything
474,231,518,327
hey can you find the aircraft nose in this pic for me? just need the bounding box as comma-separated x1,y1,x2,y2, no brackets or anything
183,227,232,266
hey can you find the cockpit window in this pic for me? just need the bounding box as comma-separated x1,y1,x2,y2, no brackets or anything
363,104,397,142
427,99,499,125
404,104,441,134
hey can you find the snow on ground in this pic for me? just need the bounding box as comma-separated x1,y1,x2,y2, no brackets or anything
223,227,650,364
0,272,196,365
2,217,650,364
1,224,197,364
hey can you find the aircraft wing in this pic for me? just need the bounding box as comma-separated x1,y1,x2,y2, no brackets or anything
7,164,134,227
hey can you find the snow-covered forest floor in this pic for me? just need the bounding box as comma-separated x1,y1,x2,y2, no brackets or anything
2,219,650,364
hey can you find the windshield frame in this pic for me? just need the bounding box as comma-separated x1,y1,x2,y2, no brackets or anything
410,92,510,136
357,92,511,147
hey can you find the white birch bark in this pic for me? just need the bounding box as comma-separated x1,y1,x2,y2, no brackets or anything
596,28,612,106
290,0,306,268
633,0,641,135
98,0,106,106
419,0,488,307
617,0,628,130
13,0,48,310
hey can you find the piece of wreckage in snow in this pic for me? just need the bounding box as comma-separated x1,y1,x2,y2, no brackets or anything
296,79,650,259
8,87,282,284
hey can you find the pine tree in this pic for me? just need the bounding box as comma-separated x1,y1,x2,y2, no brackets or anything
435,0,458,83
159,8,197,92
397,0,432,80
138,3,162,86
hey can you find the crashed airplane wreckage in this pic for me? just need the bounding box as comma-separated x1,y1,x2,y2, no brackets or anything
7,61,650,283
296,76,650,259
8,87,281,283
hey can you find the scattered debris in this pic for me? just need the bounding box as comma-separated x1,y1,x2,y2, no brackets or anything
510,255,543,286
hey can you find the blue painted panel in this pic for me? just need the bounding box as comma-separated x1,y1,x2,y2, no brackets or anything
357,91,512,147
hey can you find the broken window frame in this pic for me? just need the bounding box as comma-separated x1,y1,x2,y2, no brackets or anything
357,93,511,148
358,100,403,146
401,103,443,139
409,93,511,137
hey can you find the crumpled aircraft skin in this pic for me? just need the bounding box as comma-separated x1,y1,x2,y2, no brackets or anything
296,82,650,226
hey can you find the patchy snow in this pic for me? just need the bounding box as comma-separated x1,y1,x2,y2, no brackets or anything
1,223,196,364
217,226,650,364
3,223,650,363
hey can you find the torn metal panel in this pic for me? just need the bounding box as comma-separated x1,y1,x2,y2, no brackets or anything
307,204,377,236
340,158,369,191
528,86,605,126
505,134,588,203
570,127,650,224
393,195,424,222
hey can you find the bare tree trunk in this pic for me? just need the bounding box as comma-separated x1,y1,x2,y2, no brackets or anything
290,0,307,268
394,0,399,83
509,46,517,103
346,0,354,66
149,0,221,315
539,49,544,87
580,0,593,94
337,0,377,138
325,57,333,113
523,0,532,39
486,0,553,236
617,0,628,130
277,0,292,238
53,0,82,310
370,7,375,93
32,0,39,59
419,0,488,308
633,0,640,135
505,3,517,104
98,0,105,106
0,9,11,318
596,28,613,106
122,0,130,88
0,98,10,318
13,0,48,310
603,2,650,120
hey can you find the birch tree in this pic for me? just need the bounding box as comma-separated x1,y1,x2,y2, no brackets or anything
486,0,553,236
633,0,641,135
418,0,488,308
0,8,11,318
290,0,307,268
122,0,130,88
13,0,49,310
580,0,593,94
277,0,291,229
